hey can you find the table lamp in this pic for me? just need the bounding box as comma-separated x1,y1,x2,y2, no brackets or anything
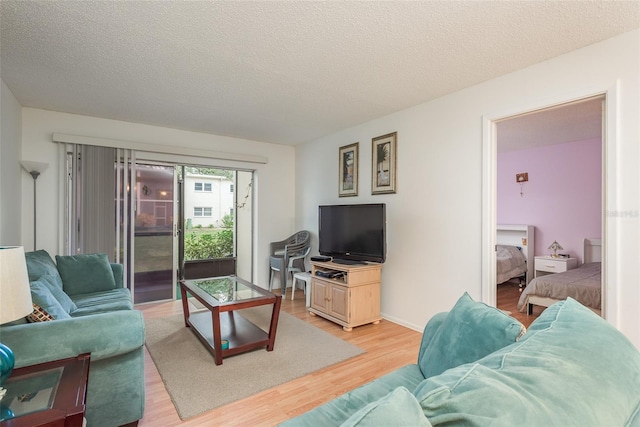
548,240,563,258
0,246,34,399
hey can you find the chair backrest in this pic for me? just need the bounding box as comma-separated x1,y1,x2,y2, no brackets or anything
284,231,310,256
289,230,310,245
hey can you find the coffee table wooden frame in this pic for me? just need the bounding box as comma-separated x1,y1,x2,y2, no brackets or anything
179,276,282,365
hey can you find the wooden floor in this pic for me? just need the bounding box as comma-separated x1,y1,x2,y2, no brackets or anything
136,284,538,426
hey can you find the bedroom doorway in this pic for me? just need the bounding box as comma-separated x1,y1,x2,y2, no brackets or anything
483,92,608,321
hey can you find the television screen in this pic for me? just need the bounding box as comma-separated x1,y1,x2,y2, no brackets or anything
318,203,386,264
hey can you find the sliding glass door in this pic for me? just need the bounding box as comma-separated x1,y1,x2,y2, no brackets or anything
129,164,176,304
66,144,253,305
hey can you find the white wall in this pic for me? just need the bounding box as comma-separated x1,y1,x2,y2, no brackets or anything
296,30,640,348
20,109,296,287
184,174,233,227
0,79,23,245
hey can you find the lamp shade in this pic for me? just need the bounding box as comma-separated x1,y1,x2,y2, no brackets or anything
0,247,33,324
548,241,564,251
20,160,49,175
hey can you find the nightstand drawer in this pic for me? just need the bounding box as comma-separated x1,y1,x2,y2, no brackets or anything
534,257,578,277
537,259,568,272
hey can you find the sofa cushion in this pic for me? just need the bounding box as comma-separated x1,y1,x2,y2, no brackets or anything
70,288,134,316
413,298,640,426
29,280,71,320
56,253,116,296
25,250,63,289
38,274,77,313
340,387,432,427
280,364,426,426
418,292,524,379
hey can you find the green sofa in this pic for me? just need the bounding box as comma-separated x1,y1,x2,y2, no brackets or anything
0,250,145,427
283,293,640,426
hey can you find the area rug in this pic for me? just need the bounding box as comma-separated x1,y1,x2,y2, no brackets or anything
145,306,364,420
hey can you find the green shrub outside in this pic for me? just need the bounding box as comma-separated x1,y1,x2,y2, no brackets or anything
184,214,234,260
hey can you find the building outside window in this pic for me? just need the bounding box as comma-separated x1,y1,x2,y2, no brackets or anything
194,182,212,192
230,184,234,192
185,172,234,227
194,207,212,217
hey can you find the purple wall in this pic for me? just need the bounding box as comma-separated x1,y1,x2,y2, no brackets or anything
497,138,601,262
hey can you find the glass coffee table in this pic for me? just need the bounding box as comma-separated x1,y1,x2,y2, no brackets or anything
179,276,282,365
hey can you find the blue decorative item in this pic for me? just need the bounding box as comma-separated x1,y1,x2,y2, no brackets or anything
0,404,15,421
0,342,15,387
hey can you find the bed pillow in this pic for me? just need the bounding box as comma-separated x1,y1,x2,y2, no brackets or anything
417,292,524,379
30,280,71,320
56,253,116,296
340,387,432,427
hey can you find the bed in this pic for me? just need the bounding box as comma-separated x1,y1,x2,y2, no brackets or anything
497,225,534,285
518,238,602,315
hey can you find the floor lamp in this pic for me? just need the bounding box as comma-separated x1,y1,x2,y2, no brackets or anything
20,161,49,250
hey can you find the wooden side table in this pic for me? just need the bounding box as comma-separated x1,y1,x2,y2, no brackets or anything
0,353,90,427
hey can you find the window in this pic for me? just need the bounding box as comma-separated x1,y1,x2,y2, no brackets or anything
194,207,212,217
194,182,212,192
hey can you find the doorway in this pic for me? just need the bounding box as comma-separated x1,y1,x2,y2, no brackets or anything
483,93,608,319
178,167,254,284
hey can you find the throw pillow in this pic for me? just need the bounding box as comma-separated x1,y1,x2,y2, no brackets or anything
30,280,71,320
413,298,640,426
55,253,116,296
417,292,524,379
341,387,432,427
27,303,55,322
25,249,64,288
38,274,77,313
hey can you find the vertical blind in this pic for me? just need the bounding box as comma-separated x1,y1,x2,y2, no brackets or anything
65,144,117,259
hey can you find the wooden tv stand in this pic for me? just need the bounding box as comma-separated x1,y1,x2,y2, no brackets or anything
308,260,382,331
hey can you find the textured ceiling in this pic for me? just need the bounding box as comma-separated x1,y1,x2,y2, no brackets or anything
1,1,638,145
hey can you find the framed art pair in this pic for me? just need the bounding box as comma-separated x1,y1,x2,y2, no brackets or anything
339,132,397,197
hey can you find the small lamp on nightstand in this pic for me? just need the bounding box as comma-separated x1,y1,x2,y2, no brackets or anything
548,241,563,258
0,246,34,399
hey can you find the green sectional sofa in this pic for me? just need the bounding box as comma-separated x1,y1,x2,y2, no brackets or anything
283,293,640,426
0,250,145,427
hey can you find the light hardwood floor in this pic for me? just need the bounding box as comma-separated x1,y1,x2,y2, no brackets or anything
136,284,535,426
497,282,541,328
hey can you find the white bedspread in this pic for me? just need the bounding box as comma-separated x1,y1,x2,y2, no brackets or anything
518,262,601,311
496,245,527,284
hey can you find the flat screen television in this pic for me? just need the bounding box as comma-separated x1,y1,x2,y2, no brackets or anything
318,203,386,264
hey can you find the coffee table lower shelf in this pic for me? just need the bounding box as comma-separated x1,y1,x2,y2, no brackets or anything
187,310,271,361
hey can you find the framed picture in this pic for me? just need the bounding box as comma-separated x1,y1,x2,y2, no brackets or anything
371,132,397,194
339,142,359,197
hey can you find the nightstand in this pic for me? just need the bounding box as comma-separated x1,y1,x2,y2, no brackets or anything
534,256,578,278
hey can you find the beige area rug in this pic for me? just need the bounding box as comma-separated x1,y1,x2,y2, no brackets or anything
145,306,364,420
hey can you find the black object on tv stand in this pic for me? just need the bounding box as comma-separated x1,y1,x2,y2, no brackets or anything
332,259,366,265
